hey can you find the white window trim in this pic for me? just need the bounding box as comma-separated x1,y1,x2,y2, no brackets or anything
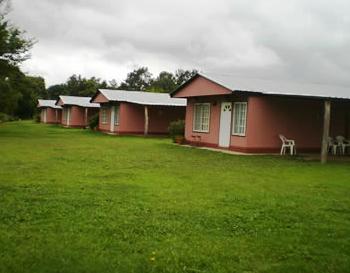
232,102,248,137
101,108,108,124
193,103,211,133
63,107,69,122
62,108,66,122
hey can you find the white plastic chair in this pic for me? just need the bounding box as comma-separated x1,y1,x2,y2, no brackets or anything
335,136,350,155
279,134,296,155
327,137,337,155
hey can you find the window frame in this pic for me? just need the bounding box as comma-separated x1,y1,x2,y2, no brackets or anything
232,102,248,137
62,108,67,122
101,107,108,124
114,105,120,126
192,103,211,133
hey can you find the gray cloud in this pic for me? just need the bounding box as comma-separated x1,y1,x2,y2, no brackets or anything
8,0,350,88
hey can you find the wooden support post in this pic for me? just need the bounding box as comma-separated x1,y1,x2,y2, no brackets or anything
321,100,331,164
85,108,88,127
144,105,149,136
345,111,349,139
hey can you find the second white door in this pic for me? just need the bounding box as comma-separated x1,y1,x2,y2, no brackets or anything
218,102,232,147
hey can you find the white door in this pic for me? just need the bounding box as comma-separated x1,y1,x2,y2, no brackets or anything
110,106,115,132
43,109,47,123
219,102,232,147
67,107,70,126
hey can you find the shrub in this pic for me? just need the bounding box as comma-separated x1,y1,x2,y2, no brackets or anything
89,113,99,130
33,113,41,123
0,113,10,123
0,113,18,123
168,120,185,142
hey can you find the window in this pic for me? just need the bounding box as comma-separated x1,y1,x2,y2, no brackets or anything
63,108,68,122
193,103,210,132
101,108,108,124
114,105,120,125
232,102,247,136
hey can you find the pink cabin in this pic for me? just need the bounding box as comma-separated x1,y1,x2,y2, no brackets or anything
171,73,350,154
55,96,100,128
37,99,62,124
90,89,186,135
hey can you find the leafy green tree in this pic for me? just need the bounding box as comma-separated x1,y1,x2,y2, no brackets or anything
0,67,21,116
119,67,152,91
47,84,68,99
147,71,176,93
146,69,197,93
10,74,46,118
65,74,108,97
0,22,33,66
0,0,35,118
174,69,197,86
47,74,109,98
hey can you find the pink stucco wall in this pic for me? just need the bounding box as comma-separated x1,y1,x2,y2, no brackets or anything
98,102,185,135
175,76,232,97
98,106,111,132
184,97,221,146
93,92,109,103
236,96,321,152
40,108,61,124
118,103,145,134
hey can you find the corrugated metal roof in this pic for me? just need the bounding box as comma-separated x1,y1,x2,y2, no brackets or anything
98,89,187,106
58,96,100,108
200,72,350,100
37,99,62,109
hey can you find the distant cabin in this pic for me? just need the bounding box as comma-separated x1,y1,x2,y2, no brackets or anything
55,96,100,128
90,89,186,135
37,99,62,124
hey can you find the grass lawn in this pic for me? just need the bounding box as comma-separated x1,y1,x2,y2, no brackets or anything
0,121,349,273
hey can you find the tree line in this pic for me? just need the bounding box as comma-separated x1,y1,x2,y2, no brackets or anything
46,68,197,99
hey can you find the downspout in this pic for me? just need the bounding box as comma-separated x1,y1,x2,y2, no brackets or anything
85,108,88,128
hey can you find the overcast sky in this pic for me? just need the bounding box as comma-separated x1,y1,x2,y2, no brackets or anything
8,0,350,88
